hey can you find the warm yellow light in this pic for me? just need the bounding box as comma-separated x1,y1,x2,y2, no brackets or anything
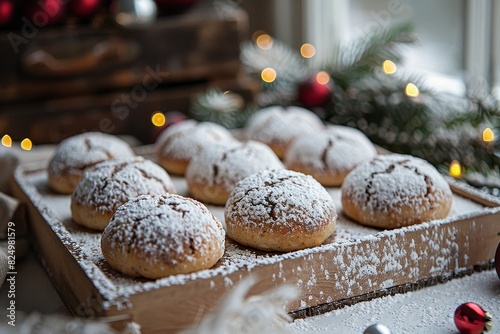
316,71,330,85
256,34,273,50
300,43,316,58
20,138,32,151
483,127,495,142
1,135,12,147
405,83,420,97
449,160,462,178
261,67,277,83
151,112,166,127
382,60,397,74
252,30,266,42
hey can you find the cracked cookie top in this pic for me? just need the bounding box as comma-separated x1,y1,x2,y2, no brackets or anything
72,156,176,213
155,120,235,162
341,154,453,227
284,125,377,185
48,132,135,178
244,106,325,157
102,193,225,270
225,169,337,234
186,140,285,193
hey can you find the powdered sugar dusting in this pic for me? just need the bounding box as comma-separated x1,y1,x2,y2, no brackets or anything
245,106,324,145
102,194,225,268
342,154,452,216
285,125,377,173
72,157,176,213
155,120,235,161
48,132,135,176
225,169,337,232
14,163,496,315
288,270,499,333
185,141,285,193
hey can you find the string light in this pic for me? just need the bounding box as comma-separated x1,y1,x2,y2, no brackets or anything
252,30,266,42
315,71,330,85
256,34,273,50
482,128,494,142
405,83,420,97
1,135,12,147
261,67,277,83
300,43,316,58
382,60,397,74
20,138,32,151
151,112,166,127
449,160,462,178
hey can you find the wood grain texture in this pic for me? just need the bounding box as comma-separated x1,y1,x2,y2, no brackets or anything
11,162,500,334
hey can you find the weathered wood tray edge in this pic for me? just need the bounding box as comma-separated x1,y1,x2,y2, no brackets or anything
12,161,500,334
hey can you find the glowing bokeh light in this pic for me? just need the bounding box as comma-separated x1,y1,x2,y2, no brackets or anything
261,67,277,83
449,160,462,178
252,30,266,42
405,83,420,97
300,43,316,58
483,127,494,142
316,71,330,85
20,138,32,151
256,34,273,50
151,112,166,127
1,135,12,147
382,60,397,74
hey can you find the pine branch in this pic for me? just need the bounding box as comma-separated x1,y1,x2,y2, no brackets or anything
240,40,308,83
329,22,417,88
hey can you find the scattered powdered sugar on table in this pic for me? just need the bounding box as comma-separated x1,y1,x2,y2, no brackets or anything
16,164,494,312
288,270,499,333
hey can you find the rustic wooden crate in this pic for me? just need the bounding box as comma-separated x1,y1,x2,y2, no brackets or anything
0,77,258,144
0,2,254,144
11,154,500,334
0,2,248,104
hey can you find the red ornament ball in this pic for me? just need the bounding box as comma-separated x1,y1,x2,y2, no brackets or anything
495,241,500,279
454,302,492,334
24,0,65,26
68,0,101,19
155,0,197,15
297,72,333,108
0,0,14,26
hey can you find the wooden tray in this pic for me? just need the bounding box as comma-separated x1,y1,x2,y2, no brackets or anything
12,160,500,333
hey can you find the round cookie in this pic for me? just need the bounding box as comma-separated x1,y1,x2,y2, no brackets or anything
245,106,325,158
48,132,135,194
155,120,235,175
185,141,285,206
341,154,453,229
71,157,176,231
101,194,225,279
224,169,337,252
284,125,377,186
